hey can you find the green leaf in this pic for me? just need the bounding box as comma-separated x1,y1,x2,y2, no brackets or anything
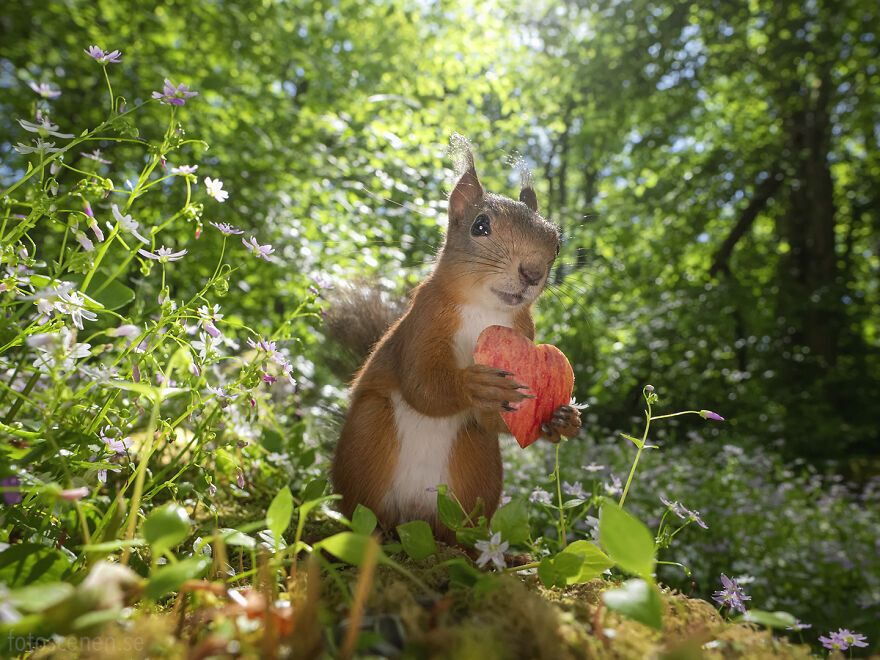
7,583,74,613
266,486,294,545
396,520,437,561
444,558,483,588
352,504,378,536
72,276,135,311
599,503,656,578
490,497,529,545
81,538,146,553
537,541,613,587
0,544,72,587
302,478,327,501
218,528,257,549
736,610,797,629
319,532,383,566
436,484,463,531
144,557,210,601
143,502,191,555
603,579,663,630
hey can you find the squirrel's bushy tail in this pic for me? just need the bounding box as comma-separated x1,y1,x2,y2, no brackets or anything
322,280,406,380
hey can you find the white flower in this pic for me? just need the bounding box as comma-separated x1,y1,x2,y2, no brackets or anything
111,204,150,244
83,149,112,164
204,177,228,202
18,111,73,139
474,531,508,570
138,246,188,263
529,488,553,505
563,480,587,499
32,328,91,372
55,290,98,329
106,324,140,338
242,236,274,261
191,332,218,362
14,139,62,156
171,164,198,176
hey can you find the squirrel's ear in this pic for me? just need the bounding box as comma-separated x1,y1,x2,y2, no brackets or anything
448,136,484,224
519,168,538,212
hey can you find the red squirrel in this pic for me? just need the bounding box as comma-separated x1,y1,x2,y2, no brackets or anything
331,141,581,543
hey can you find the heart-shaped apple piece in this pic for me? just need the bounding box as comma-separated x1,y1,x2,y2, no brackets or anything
473,325,574,448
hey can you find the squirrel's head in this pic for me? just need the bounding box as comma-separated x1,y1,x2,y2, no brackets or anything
440,139,560,311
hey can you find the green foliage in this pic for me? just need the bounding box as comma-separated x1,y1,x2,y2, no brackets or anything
396,520,437,562
489,497,530,545
537,541,613,588
265,486,294,547
603,579,663,631
143,503,191,556
599,502,657,580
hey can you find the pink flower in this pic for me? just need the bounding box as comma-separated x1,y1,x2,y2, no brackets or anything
60,487,90,501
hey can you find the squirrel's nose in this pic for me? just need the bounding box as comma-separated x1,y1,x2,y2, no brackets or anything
518,264,543,286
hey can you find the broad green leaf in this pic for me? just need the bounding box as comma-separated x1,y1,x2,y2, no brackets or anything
436,484,463,530
737,610,797,629
319,532,383,566
603,579,663,630
8,583,74,613
266,486,294,544
396,520,437,561
302,478,327,501
144,557,210,600
599,503,656,578
0,544,72,587
218,528,257,549
490,497,529,545
352,504,378,536
143,502,191,555
537,541,613,587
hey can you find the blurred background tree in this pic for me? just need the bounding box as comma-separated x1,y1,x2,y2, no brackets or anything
2,0,878,462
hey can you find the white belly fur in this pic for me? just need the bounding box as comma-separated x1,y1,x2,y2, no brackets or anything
384,302,513,521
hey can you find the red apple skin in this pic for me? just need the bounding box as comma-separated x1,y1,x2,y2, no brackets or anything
473,325,575,448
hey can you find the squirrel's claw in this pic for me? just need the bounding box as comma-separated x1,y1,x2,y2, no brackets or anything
463,364,531,411
541,404,582,442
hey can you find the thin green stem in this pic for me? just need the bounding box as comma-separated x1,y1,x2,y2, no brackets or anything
619,399,652,508
554,442,567,548
102,65,114,114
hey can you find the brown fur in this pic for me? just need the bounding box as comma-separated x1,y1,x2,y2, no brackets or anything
331,139,579,543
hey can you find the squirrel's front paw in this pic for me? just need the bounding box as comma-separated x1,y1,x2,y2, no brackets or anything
541,404,582,443
462,364,532,411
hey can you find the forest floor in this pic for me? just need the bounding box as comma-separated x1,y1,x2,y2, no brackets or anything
24,498,814,660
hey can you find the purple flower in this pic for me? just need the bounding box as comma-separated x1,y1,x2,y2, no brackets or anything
785,619,811,631
563,480,587,499
84,45,122,64
138,246,188,263
210,221,243,236
262,373,277,385
711,574,751,614
529,487,552,505
236,470,245,489
823,629,869,650
60,487,90,501
151,78,198,106
700,409,725,421
242,236,275,261
28,81,61,99
1,476,22,505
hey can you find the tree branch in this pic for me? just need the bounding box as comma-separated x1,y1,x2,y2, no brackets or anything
710,168,785,277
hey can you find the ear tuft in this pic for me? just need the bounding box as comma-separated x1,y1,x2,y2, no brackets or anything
519,167,538,212
448,133,484,224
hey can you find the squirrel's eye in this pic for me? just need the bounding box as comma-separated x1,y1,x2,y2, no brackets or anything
470,213,491,237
